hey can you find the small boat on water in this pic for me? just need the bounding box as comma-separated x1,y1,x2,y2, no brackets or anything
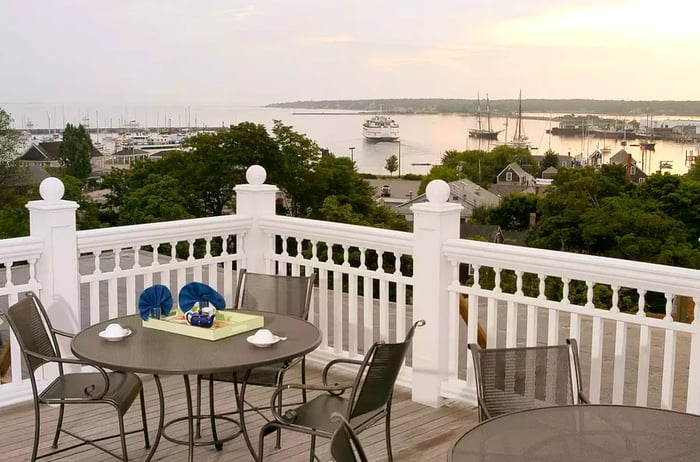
469,93,501,140
362,114,399,142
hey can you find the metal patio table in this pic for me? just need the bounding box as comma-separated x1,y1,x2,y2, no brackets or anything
71,311,322,462
449,404,700,462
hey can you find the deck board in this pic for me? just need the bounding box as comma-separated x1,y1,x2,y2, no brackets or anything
0,366,478,461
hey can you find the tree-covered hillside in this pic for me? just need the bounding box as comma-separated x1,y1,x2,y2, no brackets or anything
268,99,700,116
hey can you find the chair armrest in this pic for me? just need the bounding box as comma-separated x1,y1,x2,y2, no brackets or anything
269,381,354,422
24,351,111,399
477,396,492,420
52,328,75,339
274,356,303,386
322,358,363,385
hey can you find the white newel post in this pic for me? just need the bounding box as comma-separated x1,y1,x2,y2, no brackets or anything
234,165,278,274
26,177,81,357
410,180,462,407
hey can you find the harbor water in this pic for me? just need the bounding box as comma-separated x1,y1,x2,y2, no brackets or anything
7,104,699,176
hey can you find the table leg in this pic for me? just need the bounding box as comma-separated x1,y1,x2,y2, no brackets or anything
238,369,260,461
144,374,165,462
208,374,223,450
183,375,195,462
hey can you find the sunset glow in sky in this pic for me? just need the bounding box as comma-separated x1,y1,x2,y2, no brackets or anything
1,0,698,105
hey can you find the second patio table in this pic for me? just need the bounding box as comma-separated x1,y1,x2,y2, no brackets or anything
71,311,322,462
449,404,700,462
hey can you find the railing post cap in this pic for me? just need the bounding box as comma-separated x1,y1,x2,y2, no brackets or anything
39,177,65,202
426,179,449,203
246,165,267,185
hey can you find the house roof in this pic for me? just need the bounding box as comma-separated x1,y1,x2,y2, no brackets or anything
366,179,422,200
460,223,503,243
500,162,533,180
19,142,103,161
4,165,51,187
609,148,638,165
113,147,149,156
395,178,500,217
489,183,536,197
542,166,558,174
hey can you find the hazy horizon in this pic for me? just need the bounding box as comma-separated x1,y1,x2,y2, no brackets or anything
2,0,699,106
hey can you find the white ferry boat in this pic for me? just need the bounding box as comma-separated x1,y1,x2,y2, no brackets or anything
362,115,399,141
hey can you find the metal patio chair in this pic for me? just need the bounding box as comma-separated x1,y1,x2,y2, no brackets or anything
468,339,589,421
4,293,149,461
196,269,316,448
329,412,368,462
258,319,426,462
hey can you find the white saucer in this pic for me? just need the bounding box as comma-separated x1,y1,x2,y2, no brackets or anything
98,328,132,342
246,335,281,347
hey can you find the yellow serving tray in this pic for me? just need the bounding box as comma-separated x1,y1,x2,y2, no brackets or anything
143,309,264,341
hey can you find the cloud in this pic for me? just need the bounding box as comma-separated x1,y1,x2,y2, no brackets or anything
302,35,355,46
368,47,507,69
487,0,700,49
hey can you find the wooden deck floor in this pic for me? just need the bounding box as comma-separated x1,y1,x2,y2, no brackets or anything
0,367,478,461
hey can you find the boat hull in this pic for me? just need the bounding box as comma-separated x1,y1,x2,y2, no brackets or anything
468,129,500,140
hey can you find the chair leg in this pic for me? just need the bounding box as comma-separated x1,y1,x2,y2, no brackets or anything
309,434,316,462
301,359,308,403
118,413,129,462
31,400,41,462
258,422,271,462
196,375,202,438
51,403,64,448
139,389,150,448
385,406,393,462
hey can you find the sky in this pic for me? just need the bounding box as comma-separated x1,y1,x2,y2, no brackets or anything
1,0,699,106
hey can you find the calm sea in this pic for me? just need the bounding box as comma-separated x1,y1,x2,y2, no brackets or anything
6,103,699,176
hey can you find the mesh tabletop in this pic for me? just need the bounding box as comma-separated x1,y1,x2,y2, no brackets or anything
450,404,700,462
71,312,322,375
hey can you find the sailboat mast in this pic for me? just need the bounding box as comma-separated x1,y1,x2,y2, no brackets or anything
476,92,482,131
486,94,492,132
515,90,523,140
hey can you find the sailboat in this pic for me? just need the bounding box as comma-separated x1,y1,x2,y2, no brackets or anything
468,93,501,140
507,90,532,149
639,114,656,151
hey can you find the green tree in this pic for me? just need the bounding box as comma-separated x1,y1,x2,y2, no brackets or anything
0,107,22,188
542,149,559,170
385,155,398,176
269,120,322,217
118,174,193,225
184,122,280,216
0,187,35,238
472,193,540,231
528,164,632,252
59,123,92,180
59,174,102,230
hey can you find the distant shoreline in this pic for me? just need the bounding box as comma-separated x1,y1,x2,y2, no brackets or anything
269,99,700,117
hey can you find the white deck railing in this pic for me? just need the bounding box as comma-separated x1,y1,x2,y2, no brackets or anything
0,171,698,414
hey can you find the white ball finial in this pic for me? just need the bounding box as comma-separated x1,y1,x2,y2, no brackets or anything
425,179,450,203
39,177,65,202
246,165,267,185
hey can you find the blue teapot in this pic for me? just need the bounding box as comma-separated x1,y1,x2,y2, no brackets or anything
185,302,216,328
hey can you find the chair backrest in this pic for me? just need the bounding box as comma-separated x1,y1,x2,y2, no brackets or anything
4,293,61,375
347,320,425,421
330,412,369,462
468,339,584,419
234,269,315,319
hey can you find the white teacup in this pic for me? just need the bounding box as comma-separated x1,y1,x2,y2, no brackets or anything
105,323,125,338
252,329,275,343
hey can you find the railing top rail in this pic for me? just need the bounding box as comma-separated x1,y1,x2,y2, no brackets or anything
0,236,44,262
77,215,253,251
259,216,414,253
444,238,700,296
